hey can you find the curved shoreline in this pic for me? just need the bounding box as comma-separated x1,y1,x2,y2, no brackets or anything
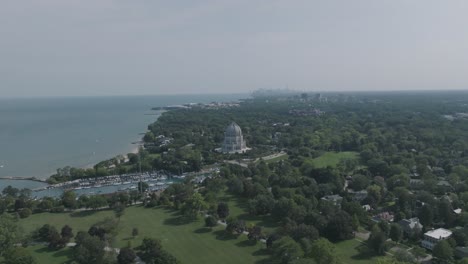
0,176,47,183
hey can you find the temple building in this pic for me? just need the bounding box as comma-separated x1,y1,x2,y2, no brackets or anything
221,122,250,153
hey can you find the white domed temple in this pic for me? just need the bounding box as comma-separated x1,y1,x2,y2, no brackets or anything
221,122,250,153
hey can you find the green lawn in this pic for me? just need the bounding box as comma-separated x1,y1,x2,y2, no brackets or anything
20,206,268,264
218,192,280,234
335,239,386,264
26,245,73,264
311,151,358,168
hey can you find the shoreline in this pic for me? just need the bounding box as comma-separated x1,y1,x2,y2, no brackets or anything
0,176,48,183
1,112,159,184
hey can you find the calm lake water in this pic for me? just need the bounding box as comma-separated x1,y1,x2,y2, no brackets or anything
0,94,247,187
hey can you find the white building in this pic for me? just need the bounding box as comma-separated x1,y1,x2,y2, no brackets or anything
221,122,250,154
421,228,452,250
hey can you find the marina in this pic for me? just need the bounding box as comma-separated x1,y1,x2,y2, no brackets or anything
30,171,184,199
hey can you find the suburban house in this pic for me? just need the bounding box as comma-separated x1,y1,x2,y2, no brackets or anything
398,217,423,237
372,212,394,223
421,228,452,250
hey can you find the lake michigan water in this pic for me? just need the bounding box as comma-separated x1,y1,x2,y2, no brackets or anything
0,94,247,190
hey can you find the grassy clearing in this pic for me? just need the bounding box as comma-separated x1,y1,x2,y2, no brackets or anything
335,239,384,264
263,154,289,164
26,245,73,264
218,192,280,234
311,151,358,168
20,206,268,264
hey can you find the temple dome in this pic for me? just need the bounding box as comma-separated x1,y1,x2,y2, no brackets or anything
225,122,243,137
221,122,249,153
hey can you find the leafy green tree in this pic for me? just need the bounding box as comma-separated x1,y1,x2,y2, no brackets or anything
306,238,341,264
18,208,32,219
352,214,360,231
418,205,433,227
182,192,207,219
114,202,126,221
132,227,139,238
271,236,304,264
350,174,369,191
87,195,108,210
247,225,263,242
248,194,275,215
61,190,77,209
61,225,74,241
205,215,218,228
73,231,106,264
2,186,19,197
217,202,230,220
389,224,402,244
433,240,453,262
226,219,246,235
118,247,136,264
137,237,180,264
2,247,37,264
368,226,387,255
0,214,22,257
325,211,354,241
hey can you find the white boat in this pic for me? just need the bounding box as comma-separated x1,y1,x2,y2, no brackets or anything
129,186,137,189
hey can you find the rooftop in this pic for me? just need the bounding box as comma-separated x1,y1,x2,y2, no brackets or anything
425,228,452,239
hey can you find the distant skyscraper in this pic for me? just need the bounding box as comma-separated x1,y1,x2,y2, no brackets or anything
221,122,249,153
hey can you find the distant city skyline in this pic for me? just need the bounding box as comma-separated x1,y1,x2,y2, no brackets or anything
1,0,468,97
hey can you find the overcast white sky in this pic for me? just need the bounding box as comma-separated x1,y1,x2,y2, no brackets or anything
1,0,468,97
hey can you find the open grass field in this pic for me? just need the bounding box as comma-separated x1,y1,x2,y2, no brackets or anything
311,151,358,168
19,206,269,264
335,239,385,264
218,192,280,234
26,245,73,264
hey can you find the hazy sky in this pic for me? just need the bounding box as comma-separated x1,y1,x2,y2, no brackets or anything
1,0,468,97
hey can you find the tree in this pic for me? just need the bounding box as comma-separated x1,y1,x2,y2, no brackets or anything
132,227,139,238
2,247,37,264
248,195,275,215
433,240,454,261
2,185,19,197
0,214,21,257
271,236,304,264
352,214,360,231
247,225,263,242
61,190,77,209
136,237,179,264
308,238,341,264
118,247,136,264
61,225,74,240
226,219,246,235
73,231,106,264
290,224,319,242
389,224,402,244
114,202,126,221
205,215,218,228
325,211,354,241
418,205,433,227
18,208,32,219
217,202,230,220
182,192,207,219
87,195,108,210
350,174,369,191
368,226,387,255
